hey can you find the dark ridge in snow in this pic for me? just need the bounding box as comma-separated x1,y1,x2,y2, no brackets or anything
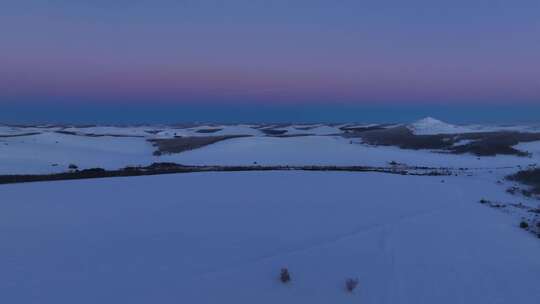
149,135,250,155
346,126,540,156
0,163,453,185
507,168,540,194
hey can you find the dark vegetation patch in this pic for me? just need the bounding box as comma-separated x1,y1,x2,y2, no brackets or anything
269,134,313,138
349,126,450,149
171,123,200,128
506,186,535,198
0,132,41,138
478,198,506,208
195,128,223,134
450,132,540,156
149,135,249,155
294,126,318,131
145,130,162,135
339,125,386,132
0,163,452,185
507,169,540,194
280,268,291,283
252,124,291,129
260,129,288,136
55,130,144,138
345,126,540,156
345,278,359,293
478,199,540,237
55,130,78,135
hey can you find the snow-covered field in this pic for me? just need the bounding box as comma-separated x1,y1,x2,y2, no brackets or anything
1,172,539,303
1,119,540,303
1,119,540,174
162,135,539,169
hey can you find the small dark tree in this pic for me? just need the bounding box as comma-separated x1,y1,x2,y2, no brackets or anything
345,278,359,293
280,268,291,283
519,221,529,229
68,164,78,170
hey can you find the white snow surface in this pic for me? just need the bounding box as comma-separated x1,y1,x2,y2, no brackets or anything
1,123,540,175
408,117,475,135
2,122,540,303
1,171,539,303
0,132,155,174
163,135,538,169
514,140,540,158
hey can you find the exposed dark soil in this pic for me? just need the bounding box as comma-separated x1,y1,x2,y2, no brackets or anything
149,135,249,155
346,126,540,157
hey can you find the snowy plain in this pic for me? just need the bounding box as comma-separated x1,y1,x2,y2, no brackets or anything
1,172,539,304
1,119,540,303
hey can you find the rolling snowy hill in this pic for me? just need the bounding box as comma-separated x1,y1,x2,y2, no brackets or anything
1,121,540,303
407,117,472,135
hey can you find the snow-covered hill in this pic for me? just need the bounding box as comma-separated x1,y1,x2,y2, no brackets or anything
407,117,472,135
2,121,540,303
2,122,540,174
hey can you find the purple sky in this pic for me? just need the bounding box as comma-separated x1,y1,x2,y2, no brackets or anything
1,0,540,113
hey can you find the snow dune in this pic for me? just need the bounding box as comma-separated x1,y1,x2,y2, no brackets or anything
0,171,538,303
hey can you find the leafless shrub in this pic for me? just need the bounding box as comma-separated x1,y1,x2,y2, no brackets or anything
280,268,291,283
345,278,359,292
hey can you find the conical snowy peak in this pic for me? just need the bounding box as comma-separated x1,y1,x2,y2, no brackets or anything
415,117,445,126
408,117,468,135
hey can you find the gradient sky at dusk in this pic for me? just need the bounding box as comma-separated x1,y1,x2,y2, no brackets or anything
1,0,540,123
